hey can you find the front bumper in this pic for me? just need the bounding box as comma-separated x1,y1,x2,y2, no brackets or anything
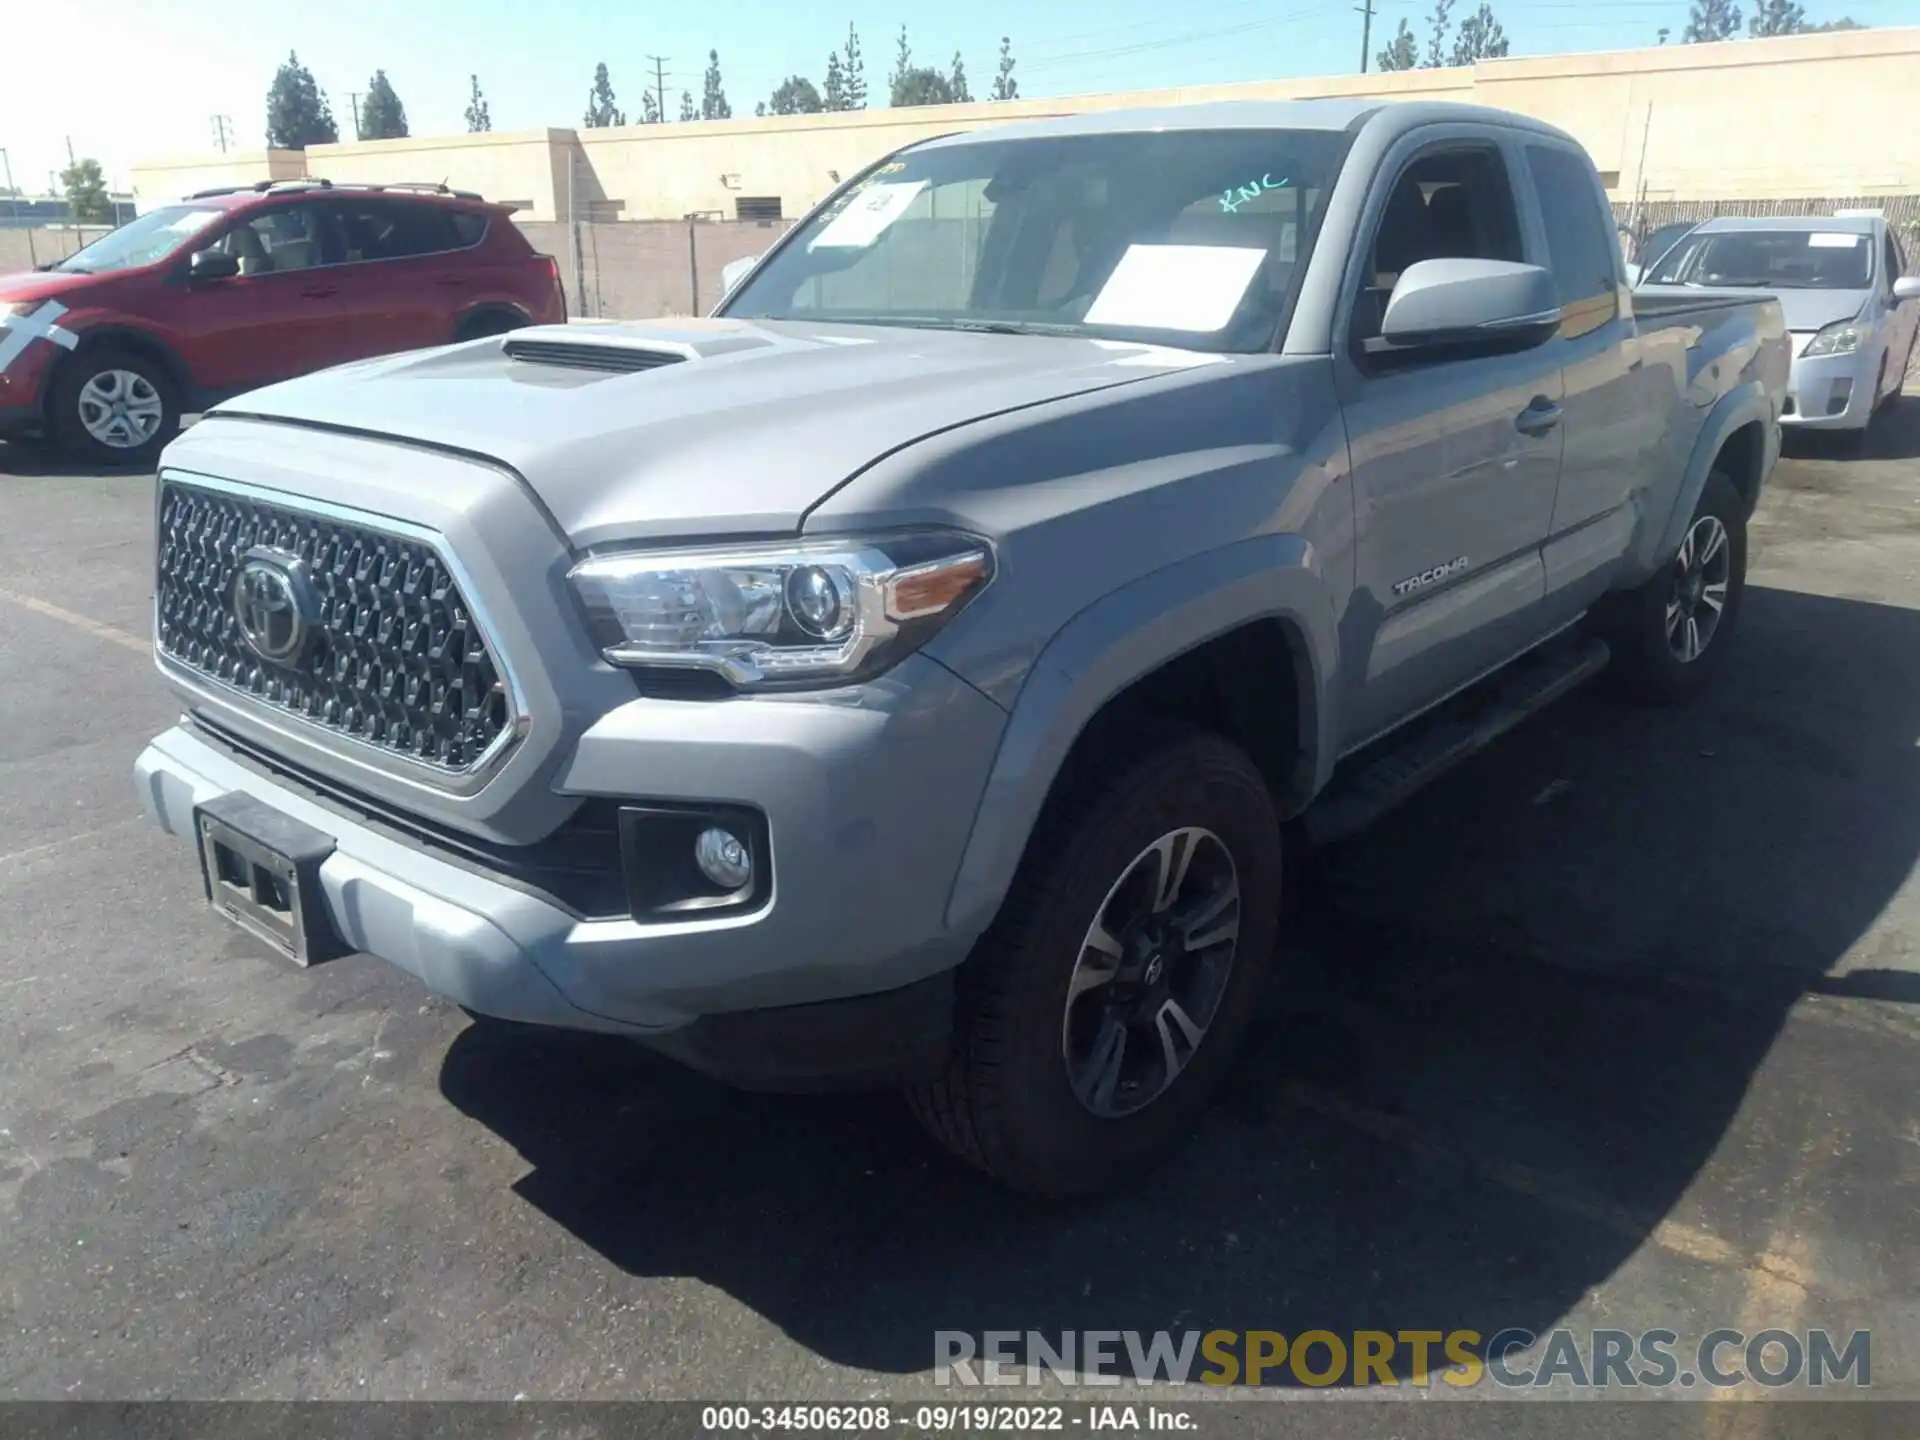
135,653,1007,1087
1780,342,1879,430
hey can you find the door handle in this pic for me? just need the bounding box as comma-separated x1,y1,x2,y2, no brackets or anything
436,275,468,287
1515,398,1563,437
301,284,338,299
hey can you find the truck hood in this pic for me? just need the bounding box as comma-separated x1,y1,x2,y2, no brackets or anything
212,318,1209,547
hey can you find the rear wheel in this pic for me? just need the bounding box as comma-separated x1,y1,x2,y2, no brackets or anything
1603,470,1747,703
50,347,180,467
454,309,529,343
909,729,1282,1196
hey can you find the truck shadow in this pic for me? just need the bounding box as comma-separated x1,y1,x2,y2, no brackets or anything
439,583,1920,1386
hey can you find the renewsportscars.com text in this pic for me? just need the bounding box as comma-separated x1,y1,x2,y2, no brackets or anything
934,1328,1870,1390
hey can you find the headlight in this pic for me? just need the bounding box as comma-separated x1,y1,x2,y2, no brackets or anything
569,531,994,689
1802,319,1868,357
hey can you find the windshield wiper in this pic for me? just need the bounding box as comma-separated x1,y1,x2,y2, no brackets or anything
938,319,1088,337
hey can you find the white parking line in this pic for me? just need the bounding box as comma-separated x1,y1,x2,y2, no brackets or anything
0,587,149,655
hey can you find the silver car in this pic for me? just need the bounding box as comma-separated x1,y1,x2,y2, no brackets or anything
1640,214,1920,437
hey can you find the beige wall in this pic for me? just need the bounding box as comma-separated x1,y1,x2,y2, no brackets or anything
128,150,306,211
126,27,1920,221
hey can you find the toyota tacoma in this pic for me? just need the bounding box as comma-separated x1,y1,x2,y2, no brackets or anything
135,101,1788,1195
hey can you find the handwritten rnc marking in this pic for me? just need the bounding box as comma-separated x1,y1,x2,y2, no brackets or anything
1219,174,1291,214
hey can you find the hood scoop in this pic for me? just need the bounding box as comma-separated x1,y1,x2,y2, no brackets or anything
503,337,688,374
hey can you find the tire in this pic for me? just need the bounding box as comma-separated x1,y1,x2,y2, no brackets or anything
49,346,181,468
454,309,529,343
908,728,1283,1197
1603,469,1747,704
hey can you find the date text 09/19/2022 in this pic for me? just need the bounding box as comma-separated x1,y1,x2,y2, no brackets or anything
700,1406,1195,1433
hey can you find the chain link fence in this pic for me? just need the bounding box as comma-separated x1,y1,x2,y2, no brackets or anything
516,219,792,321
1615,195,1920,255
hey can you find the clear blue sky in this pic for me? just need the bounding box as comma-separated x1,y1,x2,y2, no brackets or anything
2,0,1910,196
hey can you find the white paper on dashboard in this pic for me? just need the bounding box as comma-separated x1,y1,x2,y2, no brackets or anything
809,181,929,249
1084,245,1268,332
1807,232,1864,248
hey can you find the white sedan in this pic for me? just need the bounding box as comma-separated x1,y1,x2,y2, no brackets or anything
1638,214,1920,440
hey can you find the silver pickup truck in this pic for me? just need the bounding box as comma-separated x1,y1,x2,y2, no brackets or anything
135,100,1787,1195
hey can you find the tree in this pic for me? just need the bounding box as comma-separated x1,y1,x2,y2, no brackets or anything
992,36,1019,100
61,158,111,223
1425,0,1456,66
890,26,913,100
679,90,697,122
583,62,625,128
1684,0,1742,41
1748,0,1806,32
1450,4,1510,62
265,51,339,149
360,70,409,140
766,75,824,115
1376,18,1420,69
465,74,491,132
844,24,868,109
824,51,849,110
893,68,956,106
1808,15,1863,27
950,51,973,103
641,90,662,123
701,50,732,120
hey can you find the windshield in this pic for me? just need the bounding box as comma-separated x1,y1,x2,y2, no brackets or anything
721,128,1350,352
1645,228,1874,290
51,206,226,274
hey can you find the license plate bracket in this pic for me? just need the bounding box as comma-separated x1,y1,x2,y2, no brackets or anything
194,793,347,966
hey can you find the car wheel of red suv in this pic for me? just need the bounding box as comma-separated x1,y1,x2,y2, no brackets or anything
51,347,181,469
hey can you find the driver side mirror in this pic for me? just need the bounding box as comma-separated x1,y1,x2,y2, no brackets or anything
1893,276,1920,302
719,254,761,300
1378,258,1562,353
188,250,240,282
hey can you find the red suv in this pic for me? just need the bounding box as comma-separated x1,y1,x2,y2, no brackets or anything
0,180,566,465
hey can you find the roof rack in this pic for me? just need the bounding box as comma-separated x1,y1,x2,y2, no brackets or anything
183,177,486,203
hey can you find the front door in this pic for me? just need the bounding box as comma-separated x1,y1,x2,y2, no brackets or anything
152,201,354,402
1335,137,1565,750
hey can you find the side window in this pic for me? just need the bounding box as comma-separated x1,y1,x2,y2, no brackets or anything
1525,145,1620,322
329,200,458,263
215,203,328,275
448,211,490,248
1883,232,1903,292
1354,144,1525,356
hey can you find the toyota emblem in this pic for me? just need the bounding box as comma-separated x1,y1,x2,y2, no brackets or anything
232,547,316,666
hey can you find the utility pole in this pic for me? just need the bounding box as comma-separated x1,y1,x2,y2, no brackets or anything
649,56,670,123
349,92,363,141
1357,0,1376,72
65,136,76,167
211,115,234,153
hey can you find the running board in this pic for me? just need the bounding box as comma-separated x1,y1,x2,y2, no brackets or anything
1303,635,1611,848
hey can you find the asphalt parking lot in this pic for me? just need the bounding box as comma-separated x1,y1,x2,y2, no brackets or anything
1,408,1919,1406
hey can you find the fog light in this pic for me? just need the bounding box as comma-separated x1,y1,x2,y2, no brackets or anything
694,827,753,890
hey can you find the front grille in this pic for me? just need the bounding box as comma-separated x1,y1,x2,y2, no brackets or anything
156,481,513,773
503,338,685,374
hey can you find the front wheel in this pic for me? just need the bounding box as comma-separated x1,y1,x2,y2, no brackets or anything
909,729,1282,1196
1603,469,1747,703
50,347,181,468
